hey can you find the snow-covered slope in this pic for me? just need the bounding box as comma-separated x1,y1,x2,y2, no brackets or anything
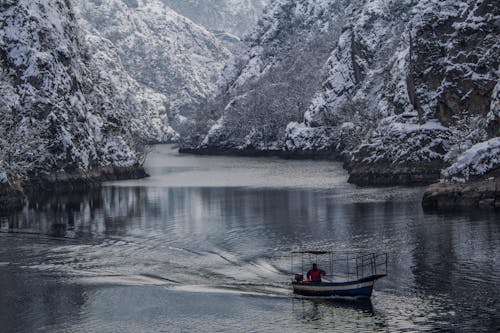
160,0,269,37
0,0,154,183
185,0,346,151
188,0,499,185
83,29,177,143
442,138,500,183
74,0,230,126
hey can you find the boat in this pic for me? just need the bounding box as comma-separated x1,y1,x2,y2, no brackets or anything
290,250,387,298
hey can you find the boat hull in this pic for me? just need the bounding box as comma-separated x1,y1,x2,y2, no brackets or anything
292,274,385,298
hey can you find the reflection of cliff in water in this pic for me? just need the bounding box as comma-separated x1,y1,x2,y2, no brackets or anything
1,187,150,238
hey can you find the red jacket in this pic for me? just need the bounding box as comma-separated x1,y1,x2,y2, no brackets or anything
307,268,322,282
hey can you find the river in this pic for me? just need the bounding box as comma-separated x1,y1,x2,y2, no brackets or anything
0,145,499,332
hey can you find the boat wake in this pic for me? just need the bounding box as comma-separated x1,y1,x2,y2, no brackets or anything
171,283,291,298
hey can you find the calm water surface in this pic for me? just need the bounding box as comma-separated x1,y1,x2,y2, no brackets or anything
1,145,499,332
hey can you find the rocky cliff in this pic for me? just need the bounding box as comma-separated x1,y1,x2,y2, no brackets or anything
74,0,231,131
422,138,500,211
183,0,346,152
185,0,499,187
0,0,155,209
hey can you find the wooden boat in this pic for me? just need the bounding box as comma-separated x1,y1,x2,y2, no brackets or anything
291,250,387,298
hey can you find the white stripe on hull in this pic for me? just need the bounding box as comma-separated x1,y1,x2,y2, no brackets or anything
293,281,374,292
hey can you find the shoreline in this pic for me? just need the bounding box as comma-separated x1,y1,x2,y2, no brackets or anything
422,178,500,211
345,161,444,187
180,146,498,212
178,146,342,160
0,165,148,214
179,146,442,186
3,147,496,214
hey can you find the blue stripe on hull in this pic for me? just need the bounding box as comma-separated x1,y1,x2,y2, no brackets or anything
293,285,373,297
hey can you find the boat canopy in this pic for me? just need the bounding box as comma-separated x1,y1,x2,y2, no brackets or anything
291,250,331,255
290,250,388,282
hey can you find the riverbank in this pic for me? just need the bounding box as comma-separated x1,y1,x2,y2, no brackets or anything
179,146,500,212
178,146,342,160
422,178,500,211
0,166,148,214
346,161,444,187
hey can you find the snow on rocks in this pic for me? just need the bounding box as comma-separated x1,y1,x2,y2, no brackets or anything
351,119,452,165
189,0,498,186
74,0,230,126
0,171,7,184
442,138,500,183
160,0,269,38
83,30,177,143
487,81,500,137
0,0,149,181
284,122,341,154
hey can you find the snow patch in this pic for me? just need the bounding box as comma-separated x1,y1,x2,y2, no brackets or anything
442,138,500,182
0,171,8,184
285,122,336,152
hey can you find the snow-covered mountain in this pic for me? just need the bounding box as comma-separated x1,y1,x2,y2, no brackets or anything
74,0,231,128
188,0,499,185
0,0,269,194
160,0,269,37
83,28,177,144
0,0,163,184
183,0,345,151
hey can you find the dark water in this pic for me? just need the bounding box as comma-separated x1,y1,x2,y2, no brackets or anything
1,145,499,332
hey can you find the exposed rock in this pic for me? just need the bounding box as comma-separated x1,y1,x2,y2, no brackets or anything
82,29,177,144
335,0,499,186
0,0,145,178
421,139,500,211
184,0,343,151
347,119,451,185
422,178,499,211
348,161,445,187
0,0,152,211
23,166,148,195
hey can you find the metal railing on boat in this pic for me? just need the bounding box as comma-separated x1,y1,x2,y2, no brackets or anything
291,250,388,281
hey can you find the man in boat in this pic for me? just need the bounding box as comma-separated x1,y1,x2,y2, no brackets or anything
307,263,326,282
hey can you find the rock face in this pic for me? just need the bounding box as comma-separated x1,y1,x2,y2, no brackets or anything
348,162,445,187
185,0,499,186
422,179,499,211
83,30,177,144
23,166,148,196
74,0,230,129
346,0,499,185
0,0,152,205
0,0,270,211
422,138,500,211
